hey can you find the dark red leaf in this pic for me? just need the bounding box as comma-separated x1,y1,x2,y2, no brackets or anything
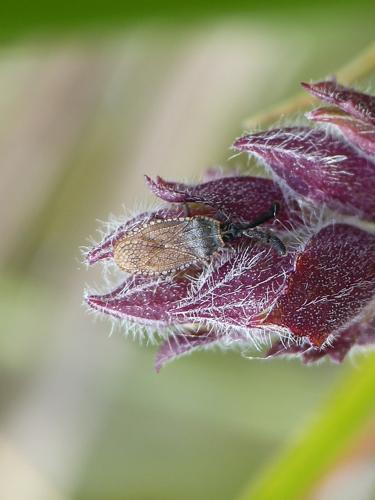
233,127,375,220
267,224,375,347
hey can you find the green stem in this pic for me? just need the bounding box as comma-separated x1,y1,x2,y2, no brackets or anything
238,352,375,500
243,41,375,129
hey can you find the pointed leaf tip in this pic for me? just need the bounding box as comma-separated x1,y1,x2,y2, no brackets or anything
307,107,375,156
146,174,301,230
302,80,375,126
155,331,219,371
85,275,191,325
233,127,375,220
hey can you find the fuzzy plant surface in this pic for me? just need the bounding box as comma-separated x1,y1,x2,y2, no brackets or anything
84,80,375,370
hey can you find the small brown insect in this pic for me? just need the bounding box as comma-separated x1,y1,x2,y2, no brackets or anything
113,204,286,276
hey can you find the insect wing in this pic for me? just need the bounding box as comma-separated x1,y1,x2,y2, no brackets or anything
114,218,223,274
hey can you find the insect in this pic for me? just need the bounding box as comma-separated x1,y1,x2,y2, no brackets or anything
113,203,286,276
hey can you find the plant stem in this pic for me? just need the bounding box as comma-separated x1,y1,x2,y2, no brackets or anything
243,41,375,129
237,352,375,500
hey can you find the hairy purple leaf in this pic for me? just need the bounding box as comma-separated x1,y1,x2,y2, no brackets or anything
155,331,220,372
302,80,375,126
233,127,375,220
267,314,375,364
85,275,190,325
267,224,375,347
145,174,300,230
307,106,375,156
86,242,296,330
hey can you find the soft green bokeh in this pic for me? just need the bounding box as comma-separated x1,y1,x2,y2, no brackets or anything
0,5,374,500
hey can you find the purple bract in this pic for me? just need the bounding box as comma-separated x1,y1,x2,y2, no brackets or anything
84,81,375,369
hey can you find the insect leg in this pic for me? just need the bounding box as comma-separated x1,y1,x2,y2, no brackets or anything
220,203,282,243
183,203,191,217
239,202,280,230
243,228,287,256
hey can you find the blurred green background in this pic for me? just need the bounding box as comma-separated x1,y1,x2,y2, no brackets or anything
0,2,375,500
